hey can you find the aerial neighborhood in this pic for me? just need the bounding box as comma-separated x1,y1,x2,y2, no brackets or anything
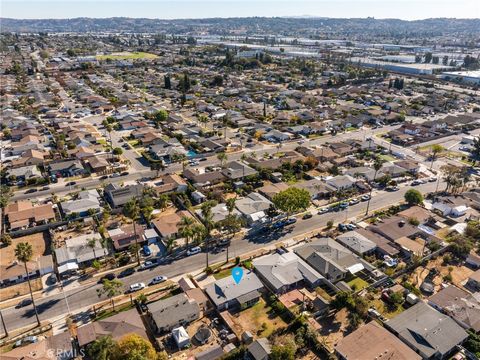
1,14,480,360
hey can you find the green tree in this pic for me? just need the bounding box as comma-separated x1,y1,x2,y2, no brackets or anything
217,152,228,168
87,335,118,360
112,147,123,156
201,200,216,268
404,189,423,205
0,185,13,208
87,237,98,261
178,215,195,248
1,233,12,246
365,157,384,215
15,242,40,326
430,144,444,169
97,279,123,311
272,187,310,218
113,333,160,360
123,198,141,266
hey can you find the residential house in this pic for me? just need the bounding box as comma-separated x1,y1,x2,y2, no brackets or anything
107,224,144,251
246,338,271,360
5,201,56,230
258,182,289,200
10,149,45,167
384,302,468,359
235,192,272,225
60,189,101,217
295,238,373,283
326,175,357,191
55,233,109,273
467,270,480,292
77,308,148,348
222,161,258,180
152,210,195,239
204,271,264,311
103,183,144,208
432,196,470,218
148,174,188,195
355,228,400,257
2,331,75,360
297,179,336,200
147,293,200,334
253,251,324,294
7,165,42,184
48,160,86,177
428,285,480,333
336,231,377,256
335,321,421,360
0,255,53,287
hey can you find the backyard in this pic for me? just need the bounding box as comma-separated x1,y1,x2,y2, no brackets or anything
229,298,287,338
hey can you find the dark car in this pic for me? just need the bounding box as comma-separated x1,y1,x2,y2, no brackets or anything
41,186,50,191
302,213,313,220
100,175,109,180
24,188,38,194
16,298,33,309
98,273,117,283
66,181,76,186
118,267,135,278
285,218,297,225
121,171,129,176
200,157,208,162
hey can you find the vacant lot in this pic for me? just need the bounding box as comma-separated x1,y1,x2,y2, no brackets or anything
316,308,351,352
228,298,287,338
0,278,43,302
96,52,158,60
1,232,51,265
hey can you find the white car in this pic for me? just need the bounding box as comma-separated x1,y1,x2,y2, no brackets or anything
150,276,167,285
187,246,202,256
140,261,156,270
129,282,146,293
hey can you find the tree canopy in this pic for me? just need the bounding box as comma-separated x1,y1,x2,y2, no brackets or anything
272,187,311,216
404,189,423,205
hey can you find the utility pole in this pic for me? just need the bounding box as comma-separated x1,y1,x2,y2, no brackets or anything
0,310,8,338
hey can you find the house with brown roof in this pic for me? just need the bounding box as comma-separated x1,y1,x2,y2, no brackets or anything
2,331,75,360
5,201,56,230
107,223,144,251
77,308,148,348
10,149,46,168
149,174,188,195
335,321,421,360
152,210,195,239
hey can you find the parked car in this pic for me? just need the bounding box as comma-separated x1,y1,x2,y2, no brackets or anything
128,283,146,293
318,207,329,215
41,186,50,191
98,273,117,283
121,171,129,176
150,276,168,285
24,188,38,194
428,177,437,182
302,213,313,220
16,298,33,309
142,245,152,257
411,180,421,186
187,246,202,256
14,336,38,348
338,223,347,231
140,261,156,270
339,202,349,209
346,223,357,230
285,218,297,225
100,175,109,180
386,186,400,191
349,198,360,205
361,194,371,201
110,173,121,178
118,267,135,278
66,181,76,186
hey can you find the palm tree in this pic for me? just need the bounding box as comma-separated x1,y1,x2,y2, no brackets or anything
217,152,228,168
105,124,114,171
164,237,177,254
87,237,98,261
201,201,215,268
365,157,384,215
15,242,40,326
97,279,123,311
123,198,141,266
178,216,195,249
191,224,207,245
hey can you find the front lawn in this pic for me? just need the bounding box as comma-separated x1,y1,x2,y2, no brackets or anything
347,277,369,291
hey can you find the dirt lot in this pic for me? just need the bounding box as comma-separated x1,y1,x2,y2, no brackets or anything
409,255,474,293
1,232,51,265
226,298,287,339
0,278,43,302
316,308,351,352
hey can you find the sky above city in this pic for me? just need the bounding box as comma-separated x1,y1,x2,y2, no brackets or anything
1,0,479,20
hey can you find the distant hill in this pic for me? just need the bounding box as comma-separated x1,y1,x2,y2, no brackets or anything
1,17,479,38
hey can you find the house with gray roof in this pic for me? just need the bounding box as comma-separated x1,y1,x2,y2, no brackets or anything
204,271,264,311
7,165,42,183
326,175,357,191
247,338,271,360
221,161,258,180
235,192,272,225
294,238,372,283
336,231,377,256
253,251,324,294
60,189,101,217
384,302,468,359
55,232,108,272
104,183,144,208
147,293,200,334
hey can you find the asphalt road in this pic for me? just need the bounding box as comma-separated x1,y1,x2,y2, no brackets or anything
0,180,441,335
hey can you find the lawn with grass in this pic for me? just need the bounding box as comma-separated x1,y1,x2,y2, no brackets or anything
379,154,396,162
371,298,404,319
235,298,287,338
97,52,158,60
347,277,369,291
213,267,234,280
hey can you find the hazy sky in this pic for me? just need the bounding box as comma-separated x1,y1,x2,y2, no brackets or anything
2,0,479,20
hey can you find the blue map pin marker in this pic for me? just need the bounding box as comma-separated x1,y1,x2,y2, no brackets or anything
232,267,243,284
